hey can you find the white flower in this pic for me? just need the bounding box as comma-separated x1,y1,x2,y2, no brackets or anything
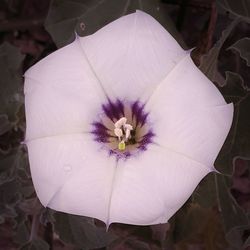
24,10,233,226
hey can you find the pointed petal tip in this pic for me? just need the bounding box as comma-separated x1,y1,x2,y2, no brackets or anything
20,140,26,145
73,31,79,41
105,221,112,231
211,166,221,174
186,47,195,56
135,9,153,18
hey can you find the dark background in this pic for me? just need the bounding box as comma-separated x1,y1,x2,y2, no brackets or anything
0,0,250,249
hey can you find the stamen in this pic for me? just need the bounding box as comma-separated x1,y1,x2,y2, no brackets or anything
115,117,127,128
125,129,130,140
114,128,123,139
114,117,133,151
124,124,133,130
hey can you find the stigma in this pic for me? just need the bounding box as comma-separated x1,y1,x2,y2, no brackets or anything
114,117,133,150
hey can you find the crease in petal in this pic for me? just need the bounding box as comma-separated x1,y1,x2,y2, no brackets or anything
145,54,227,109
75,35,110,98
108,144,210,226
24,39,108,140
26,134,116,223
142,53,233,168
106,160,119,228
79,10,187,102
147,103,234,169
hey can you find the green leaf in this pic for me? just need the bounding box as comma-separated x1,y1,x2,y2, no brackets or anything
170,203,228,249
244,235,250,248
193,172,249,248
20,239,50,250
45,0,186,48
111,238,150,250
215,174,248,247
19,198,43,216
232,95,250,159
226,225,250,250
0,148,31,186
216,174,248,232
150,223,170,246
229,37,250,66
192,173,217,207
192,173,217,208
0,150,18,185
217,0,250,22
54,212,116,249
0,42,24,122
199,18,240,86
0,178,21,213
173,204,211,242
215,72,249,175
14,222,30,245
0,114,12,136
222,71,247,101
0,215,4,224
0,149,34,225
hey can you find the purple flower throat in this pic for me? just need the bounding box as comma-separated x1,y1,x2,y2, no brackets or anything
91,99,155,159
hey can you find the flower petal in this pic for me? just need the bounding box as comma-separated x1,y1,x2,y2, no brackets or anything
26,134,116,223
24,38,107,140
108,145,210,226
150,104,233,168
145,56,234,167
79,10,187,101
146,55,228,108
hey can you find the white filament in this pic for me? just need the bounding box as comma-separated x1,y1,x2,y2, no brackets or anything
114,117,127,128
114,117,133,144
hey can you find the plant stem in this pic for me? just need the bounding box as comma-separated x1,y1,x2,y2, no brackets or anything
44,222,54,250
205,0,218,52
29,213,40,241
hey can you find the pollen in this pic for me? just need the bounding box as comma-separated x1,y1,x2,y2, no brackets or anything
118,141,126,150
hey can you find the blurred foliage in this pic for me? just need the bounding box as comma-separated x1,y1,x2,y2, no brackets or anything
0,43,24,129
244,235,250,248
54,212,116,249
20,239,50,250
217,0,250,22
0,0,250,249
196,1,250,248
229,37,250,67
169,203,229,250
45,0,187,48
199,18,240,88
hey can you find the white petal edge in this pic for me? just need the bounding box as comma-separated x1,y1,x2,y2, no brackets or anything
79,10,187,102
26,134,116,223
24,38,107,140
108,144,210,226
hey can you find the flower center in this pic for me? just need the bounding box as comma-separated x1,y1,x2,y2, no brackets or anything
91,99,154,159
114,117,133,151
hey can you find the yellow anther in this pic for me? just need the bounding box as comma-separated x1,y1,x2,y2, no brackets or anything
118,141,126,150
